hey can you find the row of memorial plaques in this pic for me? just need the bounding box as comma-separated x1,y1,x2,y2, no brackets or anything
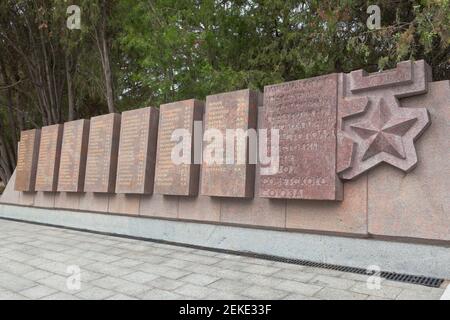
15,79,342,200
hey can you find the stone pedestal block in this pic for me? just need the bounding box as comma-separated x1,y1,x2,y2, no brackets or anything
34,192,55,208
79,193,109,213
84,113,121,193
116,107,159,194
286,174,368,236
57,119,90,192
15,129,41,192
178,196,221,222
221,197,286,229
18,192,35,206
35,124,63,192
259,74,342,200
200,89,260,198
0,171,19,204
108,194,140,215
154,99,203,196
368,81,450,242
54,192,80,210
139,194,179,219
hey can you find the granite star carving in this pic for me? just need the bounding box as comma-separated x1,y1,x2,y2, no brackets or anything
339,97,431,180
351,98,417,161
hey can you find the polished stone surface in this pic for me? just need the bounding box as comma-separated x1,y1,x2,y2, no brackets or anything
15,129,41,192
259,74,342,200
338,60,431,180
178,196,220,222
57,119,90,192
84,114,121,193
116,107,159,194
154,99,203,196
221,197,286,229
79,193,109,213
33,192,55,208
286,174,368,235
368,81,450,241
139,194,179,219
200,89,260,198
35,124,63,192
2,62,448,246
54,192,80,210
0,171,19,204
108,194,140,216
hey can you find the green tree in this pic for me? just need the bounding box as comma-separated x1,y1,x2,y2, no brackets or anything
0,0,448,185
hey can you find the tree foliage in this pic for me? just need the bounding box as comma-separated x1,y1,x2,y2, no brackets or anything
0,0,448,183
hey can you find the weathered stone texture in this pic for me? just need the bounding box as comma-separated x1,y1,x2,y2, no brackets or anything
200,89,260,198
368,81,450,241
15,129,41,192
57,119,90,192
116,107,159,194
286,174,368,235
33,192,55,208
108,194,140,215
154,99,203,196
35,124,63,192
338,60,432,180
84,113,121,193
259,74,342,200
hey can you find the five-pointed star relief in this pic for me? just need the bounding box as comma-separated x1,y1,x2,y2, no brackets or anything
351,98,418,161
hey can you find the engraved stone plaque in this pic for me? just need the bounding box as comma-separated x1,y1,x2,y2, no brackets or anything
116,107,159,194
259,74,343,200
84,113,121,193
200,89,260,198
154,99,203,196
57,119,90,192
15,129,41,192
35,124,63,191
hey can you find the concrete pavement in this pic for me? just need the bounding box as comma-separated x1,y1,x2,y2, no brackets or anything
0,219,446,300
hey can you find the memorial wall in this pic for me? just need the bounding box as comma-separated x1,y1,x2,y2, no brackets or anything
2,60,449,244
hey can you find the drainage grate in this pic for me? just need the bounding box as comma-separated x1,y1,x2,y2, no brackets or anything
223,251,445,288
148,239,445,288
0,216,445,288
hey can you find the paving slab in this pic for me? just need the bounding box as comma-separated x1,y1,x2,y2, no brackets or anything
0,218,445,300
